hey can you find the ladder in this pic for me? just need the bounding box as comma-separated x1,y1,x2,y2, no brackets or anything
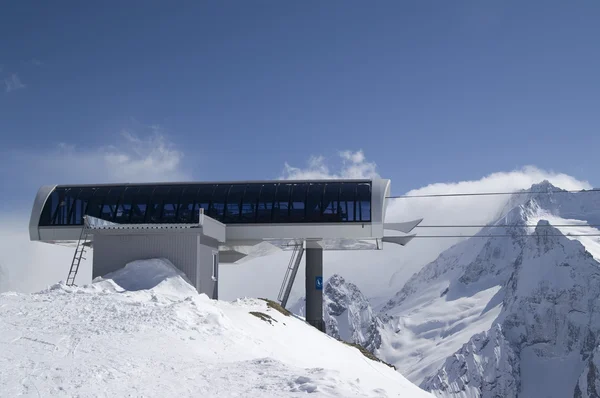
66,219,91,286
277,242,304,309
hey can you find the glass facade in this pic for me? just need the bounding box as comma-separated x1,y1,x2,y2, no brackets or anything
38,181,372,226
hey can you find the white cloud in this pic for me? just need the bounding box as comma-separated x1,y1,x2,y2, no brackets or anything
281,150,379,180
11,126,189,186
4,73,25,92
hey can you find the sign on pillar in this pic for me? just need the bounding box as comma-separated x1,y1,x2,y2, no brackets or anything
315,276,323,290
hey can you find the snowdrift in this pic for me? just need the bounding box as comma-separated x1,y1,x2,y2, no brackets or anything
0,258,431,397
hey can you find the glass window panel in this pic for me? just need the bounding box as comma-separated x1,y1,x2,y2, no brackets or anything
322,183,341,222
224,184,245,223
356,183,371,222
289,183,308,222
85,188,110,219
161,186,183,223
50,188,68,225
99,187,124,222
208,184,229,221
193,185,214,222
40,189,60,226
273,183,291,222
63,188,81,225
339,183,356,221
130,187,153,223
241,184,261,222
257,184,276,223
177,186,198,223
114,187,137,223
306,183,324,222
146,186,170,223
70,188,94,225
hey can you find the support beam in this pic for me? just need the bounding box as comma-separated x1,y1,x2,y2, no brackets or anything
305,245,325,332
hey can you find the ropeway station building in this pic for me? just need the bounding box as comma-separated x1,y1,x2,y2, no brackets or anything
29,178,420,331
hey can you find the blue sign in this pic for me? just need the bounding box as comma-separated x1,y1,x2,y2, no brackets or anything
315,276,323,290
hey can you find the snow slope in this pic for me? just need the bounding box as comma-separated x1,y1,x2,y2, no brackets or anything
0,258,431,398
422,221,600,397
377,181,600,390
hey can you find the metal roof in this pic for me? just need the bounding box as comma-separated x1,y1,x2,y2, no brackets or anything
53,178,374,189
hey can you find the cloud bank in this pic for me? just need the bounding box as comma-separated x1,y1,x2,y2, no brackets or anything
4,126,188,191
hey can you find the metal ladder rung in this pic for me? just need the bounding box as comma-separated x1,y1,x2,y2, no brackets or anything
66,217,91,286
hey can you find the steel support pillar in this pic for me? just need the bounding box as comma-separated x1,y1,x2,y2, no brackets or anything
305,244,325,332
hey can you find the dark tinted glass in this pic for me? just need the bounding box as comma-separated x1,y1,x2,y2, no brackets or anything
224,184,245,223
273,183,292,222
339,183,356,221
194,185,214,222
50,188,68,225
37,181,371,226
289,183,308,222
130,187,153,223
356,183,371,221
208,184,229,220
241,184,261,222
306,183,324,222
114,187,137,223
177,186,198,223
71,188,94,225
161,186,183,223
322,183,341,221
86,188,110,219
62,188,81,225
99,187,124,222
40,189,60,226
146,186,170,223
257,184,276,222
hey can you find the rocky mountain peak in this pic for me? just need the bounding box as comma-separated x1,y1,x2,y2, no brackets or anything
291,274,382,353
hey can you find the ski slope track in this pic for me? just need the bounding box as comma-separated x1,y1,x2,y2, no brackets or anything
0,259,431,397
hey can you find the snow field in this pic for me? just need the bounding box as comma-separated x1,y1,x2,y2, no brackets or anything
0,258,431,397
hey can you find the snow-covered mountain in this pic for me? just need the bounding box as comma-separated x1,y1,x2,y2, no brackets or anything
0,258,432,397
375,181,600,397
422,221,600,397
290,274,382,352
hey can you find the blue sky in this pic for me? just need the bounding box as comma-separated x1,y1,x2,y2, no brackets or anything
1,1,600,213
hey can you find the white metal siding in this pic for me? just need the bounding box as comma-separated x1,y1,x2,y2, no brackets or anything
93,233,201,292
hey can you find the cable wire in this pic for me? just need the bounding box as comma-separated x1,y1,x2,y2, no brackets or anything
415,224,600,228
386,188,600,199
411,233,600,239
